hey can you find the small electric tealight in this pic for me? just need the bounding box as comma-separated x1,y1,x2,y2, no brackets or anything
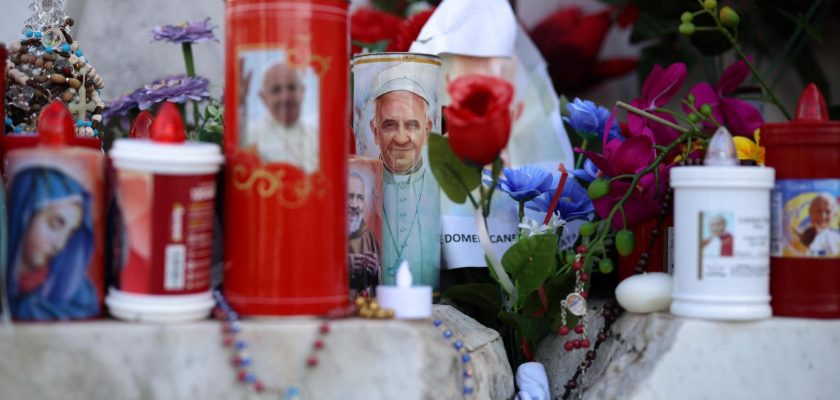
376,260,432,319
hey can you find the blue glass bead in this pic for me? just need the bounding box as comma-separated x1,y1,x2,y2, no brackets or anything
245,372,256,383
76,120,84,127
14,126,23,133
443,330,452,339
85,121,93,128
93,129,100,137
235,340,247,350
462,354,471,363
25,30,33,38
34,31,42,38
44,46,53,54
4,117,11,125
240,357,252,367
230,321,242,333
463,387,474,395
433,319,442,327
61,43,71,52
76,49,83,57
454,340,464,350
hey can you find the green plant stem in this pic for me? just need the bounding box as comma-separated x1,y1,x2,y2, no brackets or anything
518,201,525,224
575,139,588,169
616,101,689,133
697,0,793,120
182,42,202,140
588,129,694,254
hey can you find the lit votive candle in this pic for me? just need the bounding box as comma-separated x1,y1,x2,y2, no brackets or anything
376,260,432,319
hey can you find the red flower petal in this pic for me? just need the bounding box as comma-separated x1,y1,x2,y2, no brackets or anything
387,9,436,52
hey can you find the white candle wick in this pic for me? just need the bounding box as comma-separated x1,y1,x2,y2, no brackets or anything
396,260,412,288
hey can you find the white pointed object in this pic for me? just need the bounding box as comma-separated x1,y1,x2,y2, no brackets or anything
409,0,517,58
396,260,412,288
704,127,739,166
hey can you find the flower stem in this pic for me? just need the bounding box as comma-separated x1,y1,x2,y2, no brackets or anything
697,0,793,120
575,139,588,169
616,101,689,133
182,42,202,140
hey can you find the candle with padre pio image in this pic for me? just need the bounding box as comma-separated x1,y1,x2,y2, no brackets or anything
348,157,383,298
351,52,442,296
4,101,105,321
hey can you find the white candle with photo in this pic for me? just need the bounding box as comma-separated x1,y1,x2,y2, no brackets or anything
670,127,775,320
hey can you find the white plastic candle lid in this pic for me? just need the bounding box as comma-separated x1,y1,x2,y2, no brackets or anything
670,166,775,189
106,288,215,323
110,139,224,175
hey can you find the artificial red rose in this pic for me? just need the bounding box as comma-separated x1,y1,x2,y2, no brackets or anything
530,7,637,94
350,8,403,54
444,75,514,165
387,8,436,52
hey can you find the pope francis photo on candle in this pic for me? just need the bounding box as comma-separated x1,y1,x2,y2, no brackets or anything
368,65,440,288
239,52,320,173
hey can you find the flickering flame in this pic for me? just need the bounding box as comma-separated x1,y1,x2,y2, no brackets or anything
396,260,412,288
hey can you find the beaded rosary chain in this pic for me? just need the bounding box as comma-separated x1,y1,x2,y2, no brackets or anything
213,291,477,398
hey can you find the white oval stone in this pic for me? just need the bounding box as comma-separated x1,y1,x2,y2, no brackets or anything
615,272,673,314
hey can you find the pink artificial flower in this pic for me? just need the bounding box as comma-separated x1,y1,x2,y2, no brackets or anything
684,59,764,136
577,124,667,228
627,63,688,145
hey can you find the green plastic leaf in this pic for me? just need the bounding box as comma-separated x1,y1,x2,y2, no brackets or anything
501,234,558,306
442,283,502,316
498,311,554,349
428,134,481,204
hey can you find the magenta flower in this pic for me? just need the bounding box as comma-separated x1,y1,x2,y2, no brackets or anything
152,18,217,44
627,63,687,145
592,163,670,229
578,123,666,228
684,59,763,136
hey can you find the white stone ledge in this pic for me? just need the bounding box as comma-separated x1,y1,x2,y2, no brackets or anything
538,307,840,400
0,305,513,400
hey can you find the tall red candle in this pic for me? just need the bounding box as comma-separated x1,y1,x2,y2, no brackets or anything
223,0,349,315
763,84,840,318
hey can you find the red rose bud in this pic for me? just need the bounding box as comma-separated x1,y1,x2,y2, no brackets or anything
38,100,75,146
444,74,514,165
151,102,186,143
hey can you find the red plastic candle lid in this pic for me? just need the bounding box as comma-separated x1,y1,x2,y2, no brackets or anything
762,84,840,146
130,111,154,139
37,101,76,146
150,102,186,143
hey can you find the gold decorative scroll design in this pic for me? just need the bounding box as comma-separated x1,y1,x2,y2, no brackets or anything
232,165,328,208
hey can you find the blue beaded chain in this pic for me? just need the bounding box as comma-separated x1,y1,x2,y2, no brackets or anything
433,318,477,397
214,290,477,398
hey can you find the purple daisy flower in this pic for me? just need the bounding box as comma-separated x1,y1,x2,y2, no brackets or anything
152,18,217,44
137,75,211,110
103,88,143,122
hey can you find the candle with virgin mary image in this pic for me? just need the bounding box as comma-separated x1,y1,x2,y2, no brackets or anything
4,104,105,321
351,53,442,297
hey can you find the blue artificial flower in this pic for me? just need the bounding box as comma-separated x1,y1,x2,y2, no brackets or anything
489,166,554,202
527,174,594,221
571,159,600,183
564,98,620,142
